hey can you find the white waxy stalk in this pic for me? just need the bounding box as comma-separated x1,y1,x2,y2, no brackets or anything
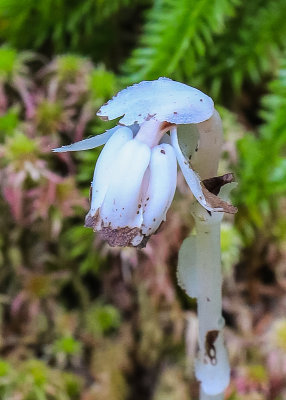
196,332,230,396
141,143,177,235
100,138,151,229
89,127,133,217
178,182,236,399
176,102,236,398
191,202,230,397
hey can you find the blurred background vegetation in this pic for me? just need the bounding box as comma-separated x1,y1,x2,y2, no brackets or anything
0,0,285,399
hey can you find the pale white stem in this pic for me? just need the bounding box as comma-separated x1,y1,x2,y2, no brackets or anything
195,216,223,346
190,202,230,397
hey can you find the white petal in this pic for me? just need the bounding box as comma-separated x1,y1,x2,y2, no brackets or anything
52,126,119,152
100,139,151,229
170,127,216,212
97,78,214,126
89,127,133,215
142,143,177,235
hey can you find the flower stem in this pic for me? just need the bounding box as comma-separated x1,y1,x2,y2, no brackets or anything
194,214,223,348
190,202,230,397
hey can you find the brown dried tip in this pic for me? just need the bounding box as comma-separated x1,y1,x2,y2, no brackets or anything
202,173,238,214
203,173,234,196
98,226,142,247
85,212,151,248
85,210,100,229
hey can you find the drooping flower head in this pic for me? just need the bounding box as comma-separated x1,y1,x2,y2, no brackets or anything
53,78,235,247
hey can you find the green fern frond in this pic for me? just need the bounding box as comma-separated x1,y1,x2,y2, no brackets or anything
259,60,286,152
198,0,286,97
0,0,135,53
123,0,239,83
235,59,286,234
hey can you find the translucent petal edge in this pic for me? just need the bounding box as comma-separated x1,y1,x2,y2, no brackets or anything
52,126,119,152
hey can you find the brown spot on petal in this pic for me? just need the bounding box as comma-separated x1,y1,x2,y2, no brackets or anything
160,149,166,154
203,173,235,196
146,113,156,121
98,226,142,247
205,330,219,365
96,102,108,121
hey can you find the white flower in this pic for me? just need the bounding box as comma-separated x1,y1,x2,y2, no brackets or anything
53,77,229,247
